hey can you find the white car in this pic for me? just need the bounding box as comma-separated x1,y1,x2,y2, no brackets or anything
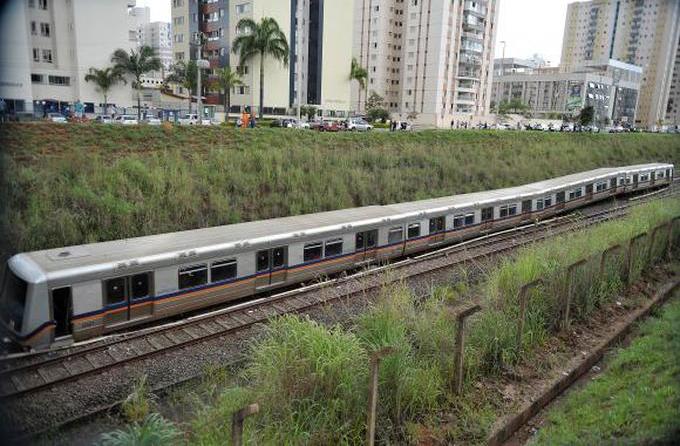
200,117,213,126
94,115,113,124
114,115,138,125
144,116,162,126
47,112,67,123
288,118,310,129
347,117,373,131
178,114,199,125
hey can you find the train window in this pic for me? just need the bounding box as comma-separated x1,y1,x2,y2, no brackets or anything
388,227,404,244
178,264,208,289
536,199,544,211
544,196,552,207
366,230,378,248
303,242,323,262
356,232,365,249
522,200,532,214
596,182,607,192
500,204,517,218
481,207,493,222
211,259,237,282
256,250,270,272
640,174,649,182
104,277,126,305
429,216,445,233
324,239,343,257
407,223,421,239
465,213,474,225
610,178,617,189
499,205,508,218
131,273,151,299
556,192,565,203
453,215,464,228
658,171,664,178
272,247,286,268
666,168,671,178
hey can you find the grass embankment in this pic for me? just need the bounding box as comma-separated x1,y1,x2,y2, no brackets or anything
1,123,680,254
531,295,680,445
100,198,680,445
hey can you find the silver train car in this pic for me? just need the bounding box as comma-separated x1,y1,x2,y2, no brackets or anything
0,163,674,349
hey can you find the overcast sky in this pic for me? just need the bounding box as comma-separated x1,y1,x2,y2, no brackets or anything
137,0,576,66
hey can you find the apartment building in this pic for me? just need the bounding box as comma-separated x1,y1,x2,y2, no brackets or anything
560,0,680,129
352,0,499,128
170,0,354,116
665,35,680,126
0,0,139,116
492,59,642,125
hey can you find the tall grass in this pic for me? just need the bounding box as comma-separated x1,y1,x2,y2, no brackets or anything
2,123,679,254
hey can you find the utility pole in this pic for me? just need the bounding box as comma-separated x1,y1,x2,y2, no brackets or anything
191,32,209,120
500,40,506,76
296,0,303,121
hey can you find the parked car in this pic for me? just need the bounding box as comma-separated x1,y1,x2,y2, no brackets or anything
144,116,162,126
114,115,139,125
560,123,574,132
47,112,67,123
178,114,199,125
289,119,310,129
310,120,341,132
270,118,293,128
346,117,373,131
94,115,113,124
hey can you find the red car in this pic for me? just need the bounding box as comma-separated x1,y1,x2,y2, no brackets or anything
310,119,341,132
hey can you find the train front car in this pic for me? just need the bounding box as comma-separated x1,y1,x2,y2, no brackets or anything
0,255,51,350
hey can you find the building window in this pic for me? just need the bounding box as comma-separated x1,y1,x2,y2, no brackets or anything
38,0,47,10
173,16,184,25
48,75,70,86
172,0,184,7
191,13,197,22
32,48,40,62
175,51,185,60
31,21,37,35
236,3,249,14
31,73,43,83
237,65,248,75
41,49,52,63
40,22,50,37
174,34,184,43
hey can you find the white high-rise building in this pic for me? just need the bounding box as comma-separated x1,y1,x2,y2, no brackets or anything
560,0,680,129
132,6,173,72
0,0,138,116
352,0,500,128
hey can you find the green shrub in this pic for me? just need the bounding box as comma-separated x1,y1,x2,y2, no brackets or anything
99,413,182,446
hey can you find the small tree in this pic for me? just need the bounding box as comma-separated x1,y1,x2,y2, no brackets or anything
578,105,595,126
367,107,389,123
84,67,125,115
165,60,200,113
366,91,384,110
349,58,368,113
300,105,317,121
215,67,242,122
111,46,161,122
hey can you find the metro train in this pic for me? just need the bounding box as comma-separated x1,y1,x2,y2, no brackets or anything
0,163,674,350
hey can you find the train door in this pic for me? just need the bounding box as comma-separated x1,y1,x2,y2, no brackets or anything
632,174,639,188
103,273,154,327
651,171,656,185
585,184,593,201
428,216,446,244
521,200,532,221
255,247,288,289
556,191,566,211
127,272,154,320
355,230,379,261
51,287,72,338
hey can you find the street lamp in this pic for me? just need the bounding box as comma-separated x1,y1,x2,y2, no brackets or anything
500,40,506,76
196,58,210,120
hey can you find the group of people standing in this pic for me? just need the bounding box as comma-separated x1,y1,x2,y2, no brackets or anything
389,120,410,131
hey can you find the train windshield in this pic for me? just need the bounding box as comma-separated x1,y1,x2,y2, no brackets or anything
0,267,27,332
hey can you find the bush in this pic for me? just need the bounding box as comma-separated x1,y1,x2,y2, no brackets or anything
99,413,182,446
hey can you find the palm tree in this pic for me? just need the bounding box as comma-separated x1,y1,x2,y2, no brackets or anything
232,17,289,119
84,67,125,115
350,58,368,113
165,60,199,113
111,46,161,121
215,67,242,122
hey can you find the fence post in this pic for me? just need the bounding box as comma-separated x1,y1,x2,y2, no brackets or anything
599,244,622,278
626,233,647,286
668,217,680,260
366,346,394,446
452,304,482,396
648,223,666,263
516,279,542,352
231,403,259,446
563,259,587,330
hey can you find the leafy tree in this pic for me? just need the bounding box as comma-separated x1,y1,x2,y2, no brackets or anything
232,17,289,119
300,105,317,121
165,60,202,113
111,46,161,121
578,105,595,126
498,99,529,115
366,91,384,111
214,67,242,122
349,58,368,113
84,67,125,115
367,107,389,123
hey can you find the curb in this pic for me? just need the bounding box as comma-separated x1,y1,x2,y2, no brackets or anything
486,276,680,446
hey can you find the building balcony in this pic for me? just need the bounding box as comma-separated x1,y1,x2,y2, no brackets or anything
208,57,221,69
204,41,221,51
201,2,219,14
457,71,481,80
200,21,221,33
204,93,220,105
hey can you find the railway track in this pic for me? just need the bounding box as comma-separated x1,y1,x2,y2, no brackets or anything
1,185,677,403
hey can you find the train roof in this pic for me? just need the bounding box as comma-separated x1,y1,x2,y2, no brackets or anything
15,163,673,278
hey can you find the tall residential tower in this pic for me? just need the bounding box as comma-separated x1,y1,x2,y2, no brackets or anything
560,0,680,128
352,0,499,127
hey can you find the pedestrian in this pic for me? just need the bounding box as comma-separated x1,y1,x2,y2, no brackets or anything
450,119,454,129
249,115,256,128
